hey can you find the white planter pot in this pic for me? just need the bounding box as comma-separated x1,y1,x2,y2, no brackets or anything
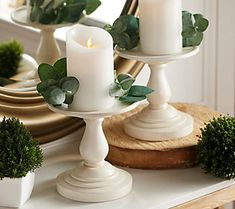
0,172,35,207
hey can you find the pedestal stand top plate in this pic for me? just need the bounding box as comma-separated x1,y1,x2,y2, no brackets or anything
48,100,140,118
115,46,199,64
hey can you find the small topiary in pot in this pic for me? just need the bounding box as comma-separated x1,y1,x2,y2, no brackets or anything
0,117,43,207
197,115,235,179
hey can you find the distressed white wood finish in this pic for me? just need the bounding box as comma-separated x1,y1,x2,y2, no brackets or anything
47,101,139,202
115,47,198,141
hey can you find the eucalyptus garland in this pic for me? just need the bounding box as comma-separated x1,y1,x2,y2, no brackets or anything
109,73,153,104
29,0,101,24
105,11,209,50
37,58,80,105
37,58,153,106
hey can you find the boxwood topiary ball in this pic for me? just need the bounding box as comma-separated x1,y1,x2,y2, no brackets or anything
0,117,43,179
197,115,235,179
0,40,23,78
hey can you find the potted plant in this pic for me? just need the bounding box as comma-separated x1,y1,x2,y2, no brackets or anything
0,117,43,207
197,115,235,179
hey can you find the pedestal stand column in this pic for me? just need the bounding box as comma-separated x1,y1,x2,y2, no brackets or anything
37,28,61,64
115,46,199,141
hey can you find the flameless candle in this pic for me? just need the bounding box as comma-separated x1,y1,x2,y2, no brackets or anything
66,25,115,111
139,0,182,55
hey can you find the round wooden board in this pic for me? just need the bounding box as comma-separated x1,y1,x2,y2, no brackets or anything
104,103,220,169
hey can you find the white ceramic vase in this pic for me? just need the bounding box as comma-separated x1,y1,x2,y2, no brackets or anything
0,172,35,207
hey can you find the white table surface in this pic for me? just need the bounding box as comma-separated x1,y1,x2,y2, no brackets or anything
0,131,234,209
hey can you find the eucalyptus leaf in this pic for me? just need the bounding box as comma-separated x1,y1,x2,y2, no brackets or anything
109,82,126,97
104,15,140,50
116,33,132,50
120,77,135,90
128,85,154,97
30,6,42,22
182,11,193,31
113,18,128,33
64,94,74,104
65,2,86,23
103,24,112,32
182,27,196,38
37,58,79,105
44,0,54,11
38,63,57,81
39,9,56,24
194,14,209,32
85,0,101,15
43,86,66,105
183,32,203,47
34,0,44,7
54,6,68,24
37,79,57,93
119,95,146,104
125,15,139,34
60,77,79,95
182,11,208,47
54,57,67,78
117,74,134,83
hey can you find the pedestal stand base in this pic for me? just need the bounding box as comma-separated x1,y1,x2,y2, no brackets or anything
56,161,132,202
124,104,193,141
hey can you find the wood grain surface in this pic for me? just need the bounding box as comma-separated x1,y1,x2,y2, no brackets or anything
173,185,235,209
105,103,220,169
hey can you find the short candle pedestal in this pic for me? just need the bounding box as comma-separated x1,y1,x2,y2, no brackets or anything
11,7,71,65
115,46,199,141
48,101,138,202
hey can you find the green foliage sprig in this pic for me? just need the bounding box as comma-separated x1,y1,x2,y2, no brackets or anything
109,73,153,104
0,117,43,179
182,11,209,47
104,15,139,50
105,11,209,50
0,40,23,78
197,115,235,179
37,58,79,106
30,0,101,24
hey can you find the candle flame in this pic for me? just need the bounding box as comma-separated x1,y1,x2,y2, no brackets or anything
87,38,93,48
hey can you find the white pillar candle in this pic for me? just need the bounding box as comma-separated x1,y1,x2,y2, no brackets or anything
66,25,115,111
139,0,182,55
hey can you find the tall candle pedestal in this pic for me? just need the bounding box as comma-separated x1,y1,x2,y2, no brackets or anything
48,101,138,202
115,46,199,141
11,7,71,65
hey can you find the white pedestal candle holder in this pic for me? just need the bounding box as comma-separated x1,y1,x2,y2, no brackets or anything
48,101,139,202
11,7,71,65
115,46,199,141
